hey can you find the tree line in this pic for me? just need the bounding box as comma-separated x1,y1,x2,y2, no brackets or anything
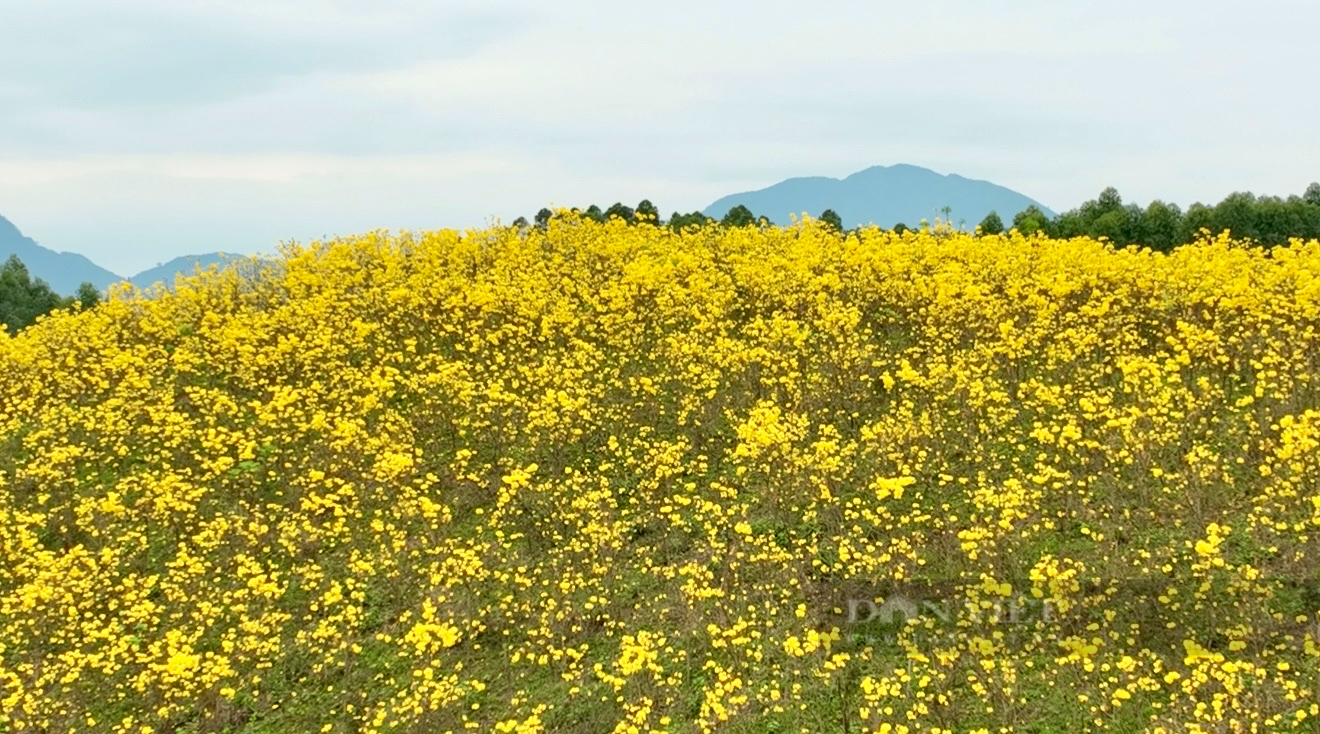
978,183,1320,251
517,200,859,233
514,201,776,231
6,182,1319,333
529,182,1320,254
0,255,100,334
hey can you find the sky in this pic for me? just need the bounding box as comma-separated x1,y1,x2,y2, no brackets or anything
2,0,1319,275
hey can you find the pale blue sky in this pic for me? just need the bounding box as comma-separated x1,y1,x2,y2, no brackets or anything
2,0,1318,274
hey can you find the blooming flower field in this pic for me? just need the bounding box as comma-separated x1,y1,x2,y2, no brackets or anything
2,216,1319,733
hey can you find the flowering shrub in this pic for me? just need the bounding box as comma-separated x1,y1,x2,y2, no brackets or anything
1,216,1319,732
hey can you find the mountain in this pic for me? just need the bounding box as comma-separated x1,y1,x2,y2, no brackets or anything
0,214,123,294
703,163,1055,229
130,253,240,291
0,213,243,295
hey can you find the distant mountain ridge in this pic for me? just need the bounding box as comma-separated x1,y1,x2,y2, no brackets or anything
0,214,123,295
703,163,1055,229
0,213,235,296
130,253,241,291
7,164,1051,296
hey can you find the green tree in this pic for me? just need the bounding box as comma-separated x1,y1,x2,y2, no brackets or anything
1095,187,1123,215
1052,210,1084,238
892,222,909,235
1182,202,1216,243
584,205,605,223
636,199,659,224
1213,192,1259,241
978,211,1004,235
604,202,636,224
1012,206,1052,235
74,282,102,309
669,211,713,231
0,255,67,334
1056,187,1139,243
1093,203,1144,245
1299,194,1320,240
534,208,554,227
819,209,843,231
1255,196,1296,246
721,205,756,228
1140,200,1184,252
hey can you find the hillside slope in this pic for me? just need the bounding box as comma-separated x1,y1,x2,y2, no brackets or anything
1,220,1318,733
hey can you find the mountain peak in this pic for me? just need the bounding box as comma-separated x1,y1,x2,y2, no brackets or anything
0,215,125,294
705,164,1053,228
1,211,250,296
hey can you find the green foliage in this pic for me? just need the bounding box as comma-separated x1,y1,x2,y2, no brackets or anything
1140,200,1183,252
529,200,775,233
0,255,92,334
1050,184,1320,249
604,202,636,224
74,282,102,310
819,209,843,231
721,204,757,228
1055,187,1134,241
669,211,714,231
1011,206,1052,236
531,180,1320,251
635,199,659,223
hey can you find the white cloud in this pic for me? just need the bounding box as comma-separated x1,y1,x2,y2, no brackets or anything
2,0,1318,272
0,152,522,185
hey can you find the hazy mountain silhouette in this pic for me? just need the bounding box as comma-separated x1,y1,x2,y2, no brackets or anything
6,165,1056,297
0,214,123,294
704,164,1055,228
1,213,241,295
129,253,240,291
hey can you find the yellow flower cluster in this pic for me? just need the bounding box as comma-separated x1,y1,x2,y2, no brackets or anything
1,215,1319,732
